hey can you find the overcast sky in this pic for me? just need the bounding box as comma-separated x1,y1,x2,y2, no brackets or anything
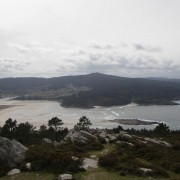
0,0,180,78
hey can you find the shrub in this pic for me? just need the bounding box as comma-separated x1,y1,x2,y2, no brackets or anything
24,144,83,173
98,151,119,167
0,165,10,177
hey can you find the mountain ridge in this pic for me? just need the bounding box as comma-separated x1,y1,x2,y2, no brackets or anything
0,73,180,108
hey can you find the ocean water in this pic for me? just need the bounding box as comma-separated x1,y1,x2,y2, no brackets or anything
0,98,179,130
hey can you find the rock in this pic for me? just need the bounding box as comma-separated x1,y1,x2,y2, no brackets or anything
81,158,98,170
139,167,153,175
42,138,61,147
107,134,117,142
26,162,31,170
116,141,134,147
139,137,172,147
98,131,118,143
7,169,20,176
63,130,97,144
98,132,107,139
72,156,79,161
42,138,52,144
0,136,28,168
119,132,133,140
104,138,109,143
145,138,171,147
58,173,72,180
90,155,97,159
53,141,61,147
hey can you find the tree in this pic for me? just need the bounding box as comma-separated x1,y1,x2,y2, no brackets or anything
76,116,92,130
48,117,64,140
0,118,17,139
39,124,47,132
153,123,170,136
15,122,36,144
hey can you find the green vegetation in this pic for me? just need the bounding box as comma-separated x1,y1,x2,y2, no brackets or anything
48,117,64,141
22,144,84,173
0,118,68,145
0,172,55,180
0,117,180,179
98,125,180,178
75,116,92,130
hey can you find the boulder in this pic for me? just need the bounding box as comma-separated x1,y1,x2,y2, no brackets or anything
143,137,172,147
53,141,61,147
26,162,31,170
136,136,172,147
98,131,118,143
42,138,61,147
116,140,134,147
104,138,109,143
119,132,133,140
107,134,117,142
7,169,20,176
63,130,97,144
58,174,72,180
42,138,52,145
98,132,107,139
139,167,153,175
72,156,79,161
0,136,27,168
81,158,98,170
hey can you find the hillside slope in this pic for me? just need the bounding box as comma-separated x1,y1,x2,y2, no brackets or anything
0,73,180,107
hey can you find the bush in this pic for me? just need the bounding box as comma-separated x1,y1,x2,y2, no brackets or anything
24,144,83,173
98,151,119,167
0,165,10,177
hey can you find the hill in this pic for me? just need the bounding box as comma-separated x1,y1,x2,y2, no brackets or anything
0,73,180,107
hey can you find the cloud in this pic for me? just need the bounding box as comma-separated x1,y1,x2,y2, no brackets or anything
7,42,54,54
133,44,162,52
1,41,179,77
55,44,179,76
0,58,30,75
87,42,128,50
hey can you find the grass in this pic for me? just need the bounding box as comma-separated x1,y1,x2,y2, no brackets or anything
0,169,179,180
74,168,171,180
88,143,117,157
1,141,180,180
0,172,55,180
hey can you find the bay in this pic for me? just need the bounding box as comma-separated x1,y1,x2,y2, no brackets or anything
0,98,179,130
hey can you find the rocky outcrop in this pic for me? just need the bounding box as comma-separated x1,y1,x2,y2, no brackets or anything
116,140,134,147
7,169,20,176
96,130,171,148
98,131,117,143
81,158,98,170
0,136,27,168
42,138,61,147
63,130,97,145
58,174,72,180
136,137,172,147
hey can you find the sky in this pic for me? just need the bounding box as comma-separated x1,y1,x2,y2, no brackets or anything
0,0,180,78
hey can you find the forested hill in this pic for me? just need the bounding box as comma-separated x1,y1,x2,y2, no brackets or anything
0,73,180,107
